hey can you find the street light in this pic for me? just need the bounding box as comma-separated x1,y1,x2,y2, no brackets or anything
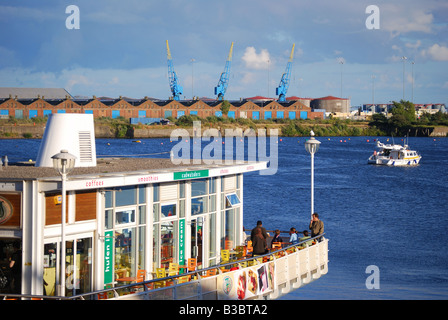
401,56,407,100
191,58,195,99
339,58,344,98
304,131,321,219
51,150,76,296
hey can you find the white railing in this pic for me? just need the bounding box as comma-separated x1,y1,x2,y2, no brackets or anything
99,236,328,300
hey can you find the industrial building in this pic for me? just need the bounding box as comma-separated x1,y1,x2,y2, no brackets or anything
0,89,324,121
362,103,446,115
310,96,351,115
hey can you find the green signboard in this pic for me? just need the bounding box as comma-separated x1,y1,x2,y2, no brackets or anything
104,230,114,285
179,219,186,265
173,169,209,180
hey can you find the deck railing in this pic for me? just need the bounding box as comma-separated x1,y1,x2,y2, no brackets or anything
1,234,328,301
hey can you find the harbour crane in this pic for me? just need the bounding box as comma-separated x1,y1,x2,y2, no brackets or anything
276,43,295,102
166,40,183,100
214,42,234,101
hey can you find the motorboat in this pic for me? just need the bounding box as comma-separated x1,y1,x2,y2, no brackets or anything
368,140,421,166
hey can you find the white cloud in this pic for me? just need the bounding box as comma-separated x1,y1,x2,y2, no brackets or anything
241,47,271,70
0,5,58,22
240,72,256,85
405,40,422,49
423,44,448,61
382,5,434,36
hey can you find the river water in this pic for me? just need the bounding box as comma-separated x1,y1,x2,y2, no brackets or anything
1,136,447,299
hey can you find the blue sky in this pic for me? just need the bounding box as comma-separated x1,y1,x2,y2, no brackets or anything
1,0,447,107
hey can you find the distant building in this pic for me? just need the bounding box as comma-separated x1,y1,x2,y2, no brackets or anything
0,88,324,121
286,96,312,108
310,96,351,115
0,87,71,100
362,103,447,116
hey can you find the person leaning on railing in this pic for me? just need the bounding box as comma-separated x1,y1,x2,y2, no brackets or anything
270,229,282,248
299,230,313,248
250,220,269,243
309,213,324,241
289,227,299,245
252,227,268,256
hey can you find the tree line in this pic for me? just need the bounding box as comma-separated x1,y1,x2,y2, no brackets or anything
369,100,448,136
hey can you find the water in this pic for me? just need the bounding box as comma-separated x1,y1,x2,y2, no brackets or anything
1,136,447,299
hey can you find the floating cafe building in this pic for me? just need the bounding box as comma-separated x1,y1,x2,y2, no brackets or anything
0,114,328,300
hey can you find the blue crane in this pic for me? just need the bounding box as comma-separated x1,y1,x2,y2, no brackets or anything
276,44,295,102
214,42,234,101
166,40,183,100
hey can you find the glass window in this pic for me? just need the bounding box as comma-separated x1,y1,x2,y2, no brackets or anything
224,209,235,246
225,193,241,208
209,194,216,212
209,177,216,194
161,203,176,218
179,199,185,218
160,221,177,268
179,182,185,198
139,186,146,204
138,226,145,270
209,212,216,258
153,225,159,268
153,203,159,222
115,209,135,225
103,186,146,288
221,193,225,210
153,184,159,202
43,242,57,296
116,186,136,207
139,205,146,224
105,191,113,208
191,179,207,197
221,177,225,192
114,227,136,275
192,196,208,215
105,209,113,229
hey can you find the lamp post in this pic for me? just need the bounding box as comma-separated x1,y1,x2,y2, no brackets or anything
191,58,195,99
51,150,76,296
304,131,321,219
401,56,407,100
339,58,344,98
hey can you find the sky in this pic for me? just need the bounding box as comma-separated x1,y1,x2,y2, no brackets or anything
0,0,447,107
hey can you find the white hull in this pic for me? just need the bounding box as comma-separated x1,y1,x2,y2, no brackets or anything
368,155,422,166
368,140,421,166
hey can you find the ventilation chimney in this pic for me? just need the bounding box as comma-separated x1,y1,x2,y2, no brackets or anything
35,113,97,167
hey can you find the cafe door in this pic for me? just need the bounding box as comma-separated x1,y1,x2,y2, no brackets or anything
190,218,204,267
43,235,93,297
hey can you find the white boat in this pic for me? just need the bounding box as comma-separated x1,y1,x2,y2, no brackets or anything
368,139,421,166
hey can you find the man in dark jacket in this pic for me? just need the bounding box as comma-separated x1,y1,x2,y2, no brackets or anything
309,213,324,241
251,220,269,242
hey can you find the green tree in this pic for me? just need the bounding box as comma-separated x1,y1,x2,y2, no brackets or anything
390,100,416,124
220,100,231,116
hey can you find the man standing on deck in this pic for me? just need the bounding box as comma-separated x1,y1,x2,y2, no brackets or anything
309,213,324,241
251,220,269,242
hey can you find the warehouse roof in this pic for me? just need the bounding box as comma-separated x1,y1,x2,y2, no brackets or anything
0,87,72,99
